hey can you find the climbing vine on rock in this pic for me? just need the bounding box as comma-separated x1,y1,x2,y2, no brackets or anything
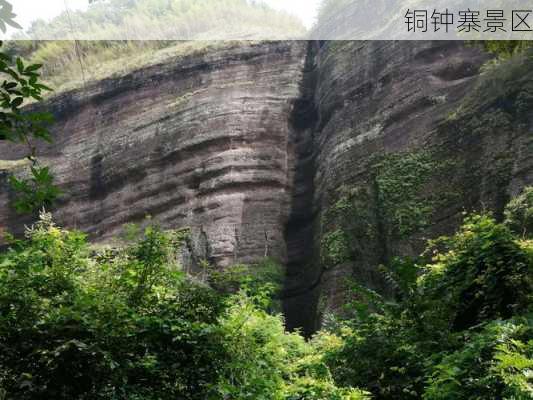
320,151,450,271
320,185,376,269
321,229,351,268
373,151,440,239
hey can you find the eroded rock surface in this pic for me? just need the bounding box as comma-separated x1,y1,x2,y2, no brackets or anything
1,41,533,334
311,41,533,326
0,41,307,268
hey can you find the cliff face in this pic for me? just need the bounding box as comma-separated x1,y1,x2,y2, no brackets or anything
310,41,533,326
0,41,307,268
1,40,532,334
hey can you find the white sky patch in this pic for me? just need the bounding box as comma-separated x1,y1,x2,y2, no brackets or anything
265,0,320,28
5,1,519,40
3,0,88,37
10,0,87,28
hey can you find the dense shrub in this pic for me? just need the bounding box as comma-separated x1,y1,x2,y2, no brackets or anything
0,211,364,399
484,41,533,59
0,212,228,399
324,314,426,399
415,214,533,332
424,316,533,400
322,209,533,399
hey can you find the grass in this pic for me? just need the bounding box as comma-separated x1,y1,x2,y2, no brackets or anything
5,0,306,95
15,41,253,95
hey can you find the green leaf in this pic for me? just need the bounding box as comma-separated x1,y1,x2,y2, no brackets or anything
34,83,52,92
3,81,16,90
10,97,23,108
24,64,42,73
16,58,23,74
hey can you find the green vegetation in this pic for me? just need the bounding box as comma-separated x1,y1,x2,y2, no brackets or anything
483,41,533,59
452,45,533,120
1,190,532,399
7,41,234,95
505,187,533,239
17,0,304,41
0,211,368,399
321,229,351,268
323,211,533,399
320,151,453,270
6,0,306,94
0,41,59,213
423,316,533,400
320,185,374,270
373,152,442,238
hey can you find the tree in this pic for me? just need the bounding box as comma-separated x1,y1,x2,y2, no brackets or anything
0,1,22,33
0,2,60,214
0,40,59,213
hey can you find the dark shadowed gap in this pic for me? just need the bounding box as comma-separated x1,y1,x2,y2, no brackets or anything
282,41,322,338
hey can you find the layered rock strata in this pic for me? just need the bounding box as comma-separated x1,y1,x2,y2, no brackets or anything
1,41,532,334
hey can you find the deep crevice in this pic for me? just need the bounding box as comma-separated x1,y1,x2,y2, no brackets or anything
282,41,322,337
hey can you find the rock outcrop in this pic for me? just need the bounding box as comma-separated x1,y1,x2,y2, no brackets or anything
0,41,307,269
311,41,533,329
1,40,532,335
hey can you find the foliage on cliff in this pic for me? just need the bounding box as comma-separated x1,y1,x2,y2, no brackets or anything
505,187,533,239
483,41,533,59
320,151,452,271
322,200,533,399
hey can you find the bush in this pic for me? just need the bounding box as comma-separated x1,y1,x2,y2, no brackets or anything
323,210,533,399
0,212,362,399
416,214,533,332
324,314,426,399
215,292,304,399
0,212,227,399
285,376,370,400
424,316,533,400
483,41,533,59
505,186,533,238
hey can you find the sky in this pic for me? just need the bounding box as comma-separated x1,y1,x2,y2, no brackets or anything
5,0,320,36
266,0,320,28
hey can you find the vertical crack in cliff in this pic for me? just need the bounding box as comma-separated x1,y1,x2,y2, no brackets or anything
282,42,321,337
